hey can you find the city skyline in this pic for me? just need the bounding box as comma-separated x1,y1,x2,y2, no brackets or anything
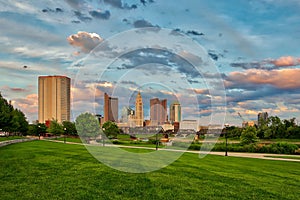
0,1,300,126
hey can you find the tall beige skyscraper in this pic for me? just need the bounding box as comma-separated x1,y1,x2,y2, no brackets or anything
38,75,70,123
135,92,144,127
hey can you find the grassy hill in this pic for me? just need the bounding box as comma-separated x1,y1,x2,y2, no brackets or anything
0,141,299,200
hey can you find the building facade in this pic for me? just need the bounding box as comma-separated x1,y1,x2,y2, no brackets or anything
104,93,118,122
135,92,144,127
38,75,70,123
170,101,181,123
258,112,268,126
150,98,167,126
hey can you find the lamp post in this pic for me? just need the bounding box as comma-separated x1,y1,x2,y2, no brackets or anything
155,127,160,151
102,128,105,146
38,125,41,140
64,128,66,143
224,124,229,156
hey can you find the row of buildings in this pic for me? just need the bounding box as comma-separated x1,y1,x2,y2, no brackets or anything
101,91,183,130
37,75,185,131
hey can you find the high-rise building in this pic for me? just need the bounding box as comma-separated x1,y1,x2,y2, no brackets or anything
258,112,268,126
170,101,181,123
120,107,135,123
38,75,70,123
135,92,144,127
150,98,167,126
104,93,118,122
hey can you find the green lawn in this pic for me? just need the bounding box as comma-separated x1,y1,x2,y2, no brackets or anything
0,136,25,142
0,141,299,200
49,136,82,143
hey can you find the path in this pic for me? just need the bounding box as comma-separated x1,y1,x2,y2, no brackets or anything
43,138,300,162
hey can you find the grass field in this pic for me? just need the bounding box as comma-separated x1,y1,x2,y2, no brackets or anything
0,136,25,142
0,141,299,200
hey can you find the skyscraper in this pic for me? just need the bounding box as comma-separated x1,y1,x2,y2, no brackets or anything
135,92,144,127
104,93,118,122
150,98,167,126
258,112,268,126
170,101,181,123
38,75,70,123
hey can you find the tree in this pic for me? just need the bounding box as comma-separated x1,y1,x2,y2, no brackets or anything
266,116,285,138
102,121,120,138
75,113,100,143
62,121,77,136
47,120,64,136
0,93,28,135
240,126,259,145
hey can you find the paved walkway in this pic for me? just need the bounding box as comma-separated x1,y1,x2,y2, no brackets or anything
43,139,300,162
0,137,38,147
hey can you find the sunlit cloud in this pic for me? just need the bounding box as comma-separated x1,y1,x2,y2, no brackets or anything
67,31,103,54
226,68,300,89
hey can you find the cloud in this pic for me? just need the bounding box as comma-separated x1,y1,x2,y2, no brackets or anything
65,0,87,10
42,8,64,13
103,0,137,10
67,31,103,53
133,19,156,28
271,56,300,67
186,30,204,36
89,10,110,20
230,56,300,70
74,11,92,22
104,0,123,8
226,68,300,89
11,94,38,122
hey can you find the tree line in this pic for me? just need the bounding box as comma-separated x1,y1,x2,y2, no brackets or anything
0,93,77,136
0,93,28,135
225,116,300,140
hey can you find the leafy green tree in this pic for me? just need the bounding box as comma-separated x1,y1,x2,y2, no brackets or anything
27,124,37,135
102,121,120,138
62,121,77,136
47,120,64,135
266,116,285,138
224,126,242,138
75,113,100,143
0,93,13,132
0,93,28,135
240,126,259,145
37,123,47,135
10,109,28,135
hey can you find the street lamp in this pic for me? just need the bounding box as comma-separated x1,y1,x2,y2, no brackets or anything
38,125,41,140
64,128,66,143
224,124,229,156
155,127,160,151
102,128,105,146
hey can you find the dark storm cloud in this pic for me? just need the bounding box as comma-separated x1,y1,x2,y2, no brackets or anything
74,11,92,22
103,0,138,10
119,48,201,78
230,62,266,70
89,10,111,20
71,20,81,24
133,19,156,28
208,52,218,61
186,30,204,36
42,8,64,13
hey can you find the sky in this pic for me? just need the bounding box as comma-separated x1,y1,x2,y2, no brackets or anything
0,0,300,126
